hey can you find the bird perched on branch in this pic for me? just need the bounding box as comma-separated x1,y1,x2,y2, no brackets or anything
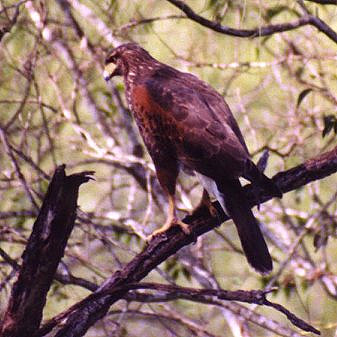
104,43,282,274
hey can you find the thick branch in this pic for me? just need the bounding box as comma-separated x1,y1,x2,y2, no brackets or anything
38,146,337,337
0,166,94,337
166,0,337,44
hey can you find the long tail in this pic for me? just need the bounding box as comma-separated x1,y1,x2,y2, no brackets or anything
216,179,273,274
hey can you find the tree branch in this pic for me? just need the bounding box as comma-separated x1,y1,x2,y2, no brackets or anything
123,291,307,337
304,0,337,4
38,279,306,336
166,0,337,44
51,281,321,334
99,282,320,334
0,166,94,337
0,1,23,42
38,146,337,337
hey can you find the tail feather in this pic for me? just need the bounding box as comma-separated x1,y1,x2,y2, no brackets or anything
244,160,282,198
217,179,273,274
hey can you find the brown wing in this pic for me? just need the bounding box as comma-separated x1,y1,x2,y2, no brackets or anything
194,81,250,155
143,66,250,180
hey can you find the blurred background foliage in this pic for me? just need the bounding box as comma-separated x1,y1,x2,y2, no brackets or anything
0,0,336,336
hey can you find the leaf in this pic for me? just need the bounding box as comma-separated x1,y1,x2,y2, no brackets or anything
334,120,337,134
322,124,333,138
301,279,310,292
256,149,269,172
255,46,260,59
313,232,329,251
295,67,304,78
296,88,312,108
172,269,179,280
284,283,295,299
207,0,218,9
165,257,177,272
264,6,300,21
182,267,191,281
322,114,337,138
265,6,288,20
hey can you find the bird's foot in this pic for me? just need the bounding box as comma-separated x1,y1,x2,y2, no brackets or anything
146,218,190,242
176,219,191,235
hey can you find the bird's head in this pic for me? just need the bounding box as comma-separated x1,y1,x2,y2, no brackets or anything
104,43,155,82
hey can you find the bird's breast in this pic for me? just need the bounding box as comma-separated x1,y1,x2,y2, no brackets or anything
128,84,179,156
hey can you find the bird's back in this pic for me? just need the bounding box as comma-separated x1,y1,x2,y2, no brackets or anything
138,64,251,179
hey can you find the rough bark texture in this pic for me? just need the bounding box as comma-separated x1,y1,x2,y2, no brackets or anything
40,145,336,337
0,165,93,337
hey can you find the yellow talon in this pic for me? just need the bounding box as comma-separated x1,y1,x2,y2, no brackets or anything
146,194,190,241
177,219,190,234
146,218,190,241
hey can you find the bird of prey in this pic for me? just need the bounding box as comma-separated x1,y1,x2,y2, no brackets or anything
104,43,282,274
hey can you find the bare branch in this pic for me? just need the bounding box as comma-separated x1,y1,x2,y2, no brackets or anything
112,283,320,335
304,0,337,4
0,166,94,337
166,0,337,44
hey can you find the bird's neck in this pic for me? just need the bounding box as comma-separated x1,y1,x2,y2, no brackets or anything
124,57,161,84
123,60,160,108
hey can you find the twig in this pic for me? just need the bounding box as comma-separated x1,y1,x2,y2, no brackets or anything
0,0,24,41
0,126,39,210
304,0,337,4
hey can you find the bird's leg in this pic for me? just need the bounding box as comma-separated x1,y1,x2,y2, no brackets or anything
192,189,218,218
147,194,190,241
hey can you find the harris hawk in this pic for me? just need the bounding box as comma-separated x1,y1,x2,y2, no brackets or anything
104,43,282,274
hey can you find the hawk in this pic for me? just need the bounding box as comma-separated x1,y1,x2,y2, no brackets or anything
104,43,282,274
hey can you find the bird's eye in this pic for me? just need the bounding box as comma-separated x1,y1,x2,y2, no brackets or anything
105,53,117,65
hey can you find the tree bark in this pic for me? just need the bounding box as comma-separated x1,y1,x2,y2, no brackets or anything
0,165,94,337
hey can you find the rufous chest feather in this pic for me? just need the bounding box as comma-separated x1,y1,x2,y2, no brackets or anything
127,84,179,157
130,86,174,135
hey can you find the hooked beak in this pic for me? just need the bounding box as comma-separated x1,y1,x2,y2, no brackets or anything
103,63,118,82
